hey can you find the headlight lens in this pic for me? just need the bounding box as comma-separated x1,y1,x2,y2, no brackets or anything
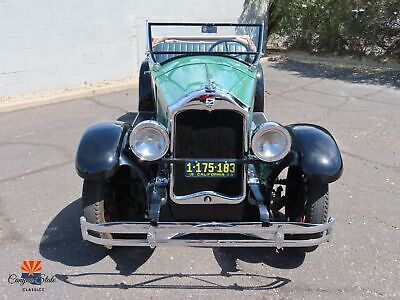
129,120,169,161
251,122,291,162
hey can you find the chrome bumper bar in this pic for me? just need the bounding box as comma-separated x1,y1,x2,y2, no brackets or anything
80,216,334,249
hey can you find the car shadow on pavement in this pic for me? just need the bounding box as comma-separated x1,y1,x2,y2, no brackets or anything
40,198,293,291
270,60,400,89
39,198,153,274
54,272,290,291
213,247,305,274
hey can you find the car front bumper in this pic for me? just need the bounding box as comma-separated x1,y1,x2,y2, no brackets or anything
80,216,334,249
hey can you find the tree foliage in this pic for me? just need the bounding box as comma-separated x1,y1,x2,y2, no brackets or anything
253,0,400,56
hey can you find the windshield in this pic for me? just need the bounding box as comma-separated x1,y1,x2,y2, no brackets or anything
148,23,263,65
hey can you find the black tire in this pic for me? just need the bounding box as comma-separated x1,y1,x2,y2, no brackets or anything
285,168,329,252
82,179,113,246
305,182,329,225
138,60,155,112
254,64,265,112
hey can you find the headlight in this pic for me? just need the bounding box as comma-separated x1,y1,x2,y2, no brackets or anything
251,122,291,162
129,120,169,161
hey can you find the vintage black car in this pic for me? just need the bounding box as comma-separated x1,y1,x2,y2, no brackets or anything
76,23,343,252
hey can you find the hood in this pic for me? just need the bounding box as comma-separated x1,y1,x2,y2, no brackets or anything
153,56,257,112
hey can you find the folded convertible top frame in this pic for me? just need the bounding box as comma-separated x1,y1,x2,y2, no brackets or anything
80,216,334,249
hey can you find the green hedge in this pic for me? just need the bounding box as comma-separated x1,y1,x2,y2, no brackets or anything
260,0,400,57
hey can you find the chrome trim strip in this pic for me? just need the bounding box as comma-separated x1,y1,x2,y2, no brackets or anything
170,189,246,204
80,216,334,249
168,89,250,123
168,89,250,204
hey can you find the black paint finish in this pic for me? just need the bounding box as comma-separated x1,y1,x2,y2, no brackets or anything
288,124,343,183
166,201,248,222
76,122,128,180
138,60,156,112
254,63,265,112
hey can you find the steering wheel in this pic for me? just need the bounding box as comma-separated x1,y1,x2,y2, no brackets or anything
208,39,251,60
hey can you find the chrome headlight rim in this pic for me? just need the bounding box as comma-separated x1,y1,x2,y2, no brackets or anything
251,122,292,162
129,120,169,161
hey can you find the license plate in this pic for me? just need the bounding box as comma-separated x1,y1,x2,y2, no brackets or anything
184,160,237,178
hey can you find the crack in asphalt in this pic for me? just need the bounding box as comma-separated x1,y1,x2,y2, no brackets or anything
339,180,400,203
301,86,400,109
270,77,400,109
268,78,323,97
273,93,349,126
269,81,397,120
277,93,342,111
276,93,359,118
0,159,74,184
356,286,393,299
324,96,355,119
0,197,28,244
354,95,400,109
0,141,73,159
369,216,400,231
361,87,387,99
295,284,393,298
0,197,50,248
342,150,400,173
85,96,129,114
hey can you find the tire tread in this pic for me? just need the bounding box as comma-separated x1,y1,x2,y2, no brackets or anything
82,179,112,247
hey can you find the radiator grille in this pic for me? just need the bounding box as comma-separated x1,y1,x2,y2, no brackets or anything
173,110,244,197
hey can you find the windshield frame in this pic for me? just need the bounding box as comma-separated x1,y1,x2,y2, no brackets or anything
147,22,264,66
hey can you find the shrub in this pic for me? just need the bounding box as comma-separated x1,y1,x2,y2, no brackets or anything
245,0,400,57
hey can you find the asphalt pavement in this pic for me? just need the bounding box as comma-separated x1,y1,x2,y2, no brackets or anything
1,60,399,299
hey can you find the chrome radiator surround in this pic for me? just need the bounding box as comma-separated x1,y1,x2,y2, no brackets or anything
168,89,250,204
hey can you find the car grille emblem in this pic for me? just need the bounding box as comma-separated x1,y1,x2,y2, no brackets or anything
205,97,215,107
198,93,216,107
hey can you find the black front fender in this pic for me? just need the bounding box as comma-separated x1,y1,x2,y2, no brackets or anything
76,122,129,180
288,124,343,183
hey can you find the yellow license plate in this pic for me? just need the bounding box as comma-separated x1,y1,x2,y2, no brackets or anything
184,160,236,178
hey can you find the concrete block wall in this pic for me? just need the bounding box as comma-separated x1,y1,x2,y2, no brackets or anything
0,0,246,96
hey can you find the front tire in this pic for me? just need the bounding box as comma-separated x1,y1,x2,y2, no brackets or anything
305,182,329,225
82,179,113,248
285,168,329,252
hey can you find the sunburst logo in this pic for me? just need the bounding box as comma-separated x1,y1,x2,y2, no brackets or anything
21,260,42,285
8,260,56,291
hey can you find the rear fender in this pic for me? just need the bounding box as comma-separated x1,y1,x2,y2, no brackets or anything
288,124,343,183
